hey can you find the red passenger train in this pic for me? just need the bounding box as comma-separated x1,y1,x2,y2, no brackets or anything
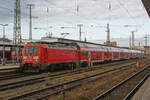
20,41,144,72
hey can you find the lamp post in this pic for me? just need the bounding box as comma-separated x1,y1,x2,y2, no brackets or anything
61,33,69,38
27,4,35,41
60,26,76,39
131,29,138,49
0,24,8,65
34,27,53,38
77,24,83,41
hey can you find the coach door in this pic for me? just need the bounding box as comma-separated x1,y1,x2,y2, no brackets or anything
76,48,81,68
88,51,92,67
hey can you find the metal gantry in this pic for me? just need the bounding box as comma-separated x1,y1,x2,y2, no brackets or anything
144,34,150,47
13,0,21,63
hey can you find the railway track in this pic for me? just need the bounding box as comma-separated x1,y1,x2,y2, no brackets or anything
0,67,19,74
0,58,148,100
0,60,136,92
0,67,18,71
123,71,150,100
0,73,24,81
93,64,150,100
0,73,37,81
0,67,20,80
0,59,138,82
5,62,136,100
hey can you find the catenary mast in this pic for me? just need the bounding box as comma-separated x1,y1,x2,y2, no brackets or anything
13,0,21,63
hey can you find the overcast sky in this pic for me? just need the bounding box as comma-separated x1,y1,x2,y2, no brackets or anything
0,0,150,47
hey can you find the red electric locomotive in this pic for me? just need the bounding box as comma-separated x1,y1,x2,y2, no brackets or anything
21,42,79,72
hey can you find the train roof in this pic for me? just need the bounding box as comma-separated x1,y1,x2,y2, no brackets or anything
27,41,76,49
48,38,130,49
58,39,136,50
27,38,142,52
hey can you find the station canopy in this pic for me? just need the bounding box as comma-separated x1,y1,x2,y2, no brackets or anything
142,0,150,17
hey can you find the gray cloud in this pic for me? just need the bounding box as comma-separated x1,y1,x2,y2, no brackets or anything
0,0,148,23
0,0,149,47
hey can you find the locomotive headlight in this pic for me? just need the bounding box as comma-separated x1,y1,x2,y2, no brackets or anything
33,56,39,61
23,56,27,61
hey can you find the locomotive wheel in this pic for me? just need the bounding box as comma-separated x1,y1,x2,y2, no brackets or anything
50,65,55,72
17,68,23,73
35,68,40,73
73,63,76,69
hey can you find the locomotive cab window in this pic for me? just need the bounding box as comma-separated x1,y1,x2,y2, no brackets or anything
25,46,39,54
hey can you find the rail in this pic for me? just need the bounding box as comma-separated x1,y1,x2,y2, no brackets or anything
93,64,150,100
123,72,150,100
6,62,136,100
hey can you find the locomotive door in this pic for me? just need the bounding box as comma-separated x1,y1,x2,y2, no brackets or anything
88,51,91,67
44,48,47,63
41,48,44,63
77,49,81,67
41,47,47,63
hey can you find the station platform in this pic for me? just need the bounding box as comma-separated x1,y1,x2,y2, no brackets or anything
131,77,150,100
0,64,19,70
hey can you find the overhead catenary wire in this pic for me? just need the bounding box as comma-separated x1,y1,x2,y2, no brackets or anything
117,0,148,34
0,0,149,44
0,6,13,12
118,0,150,46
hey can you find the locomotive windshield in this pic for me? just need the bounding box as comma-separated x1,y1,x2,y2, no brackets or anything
25,46,39,54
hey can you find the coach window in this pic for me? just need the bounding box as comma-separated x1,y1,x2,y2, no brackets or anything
82,52,84,56
84,52,86,56
110,53,112,56
104,52,107,56
92,57,94,60
104,52,106,56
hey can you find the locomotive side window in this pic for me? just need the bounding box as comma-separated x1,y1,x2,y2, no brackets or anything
82,51,88,56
